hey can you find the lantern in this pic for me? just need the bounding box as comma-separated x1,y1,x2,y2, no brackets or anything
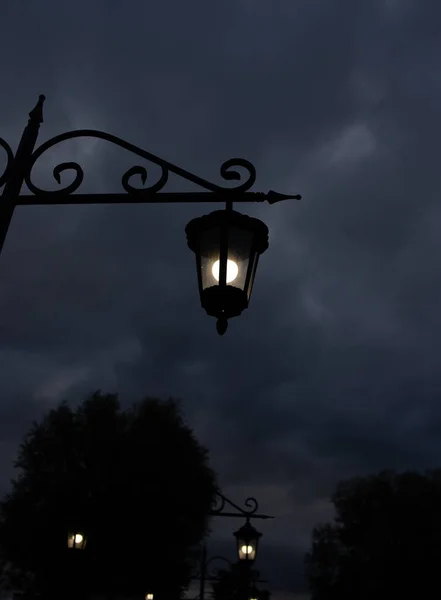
248,586,259,600
234,519,262,562
186,209,269,335
67,531,87,550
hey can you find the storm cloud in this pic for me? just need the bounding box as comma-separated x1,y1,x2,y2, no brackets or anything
1,0,441,597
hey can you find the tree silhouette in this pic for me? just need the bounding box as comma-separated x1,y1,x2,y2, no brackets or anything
305,469,441,599
0,391,217,600
211,562,270,600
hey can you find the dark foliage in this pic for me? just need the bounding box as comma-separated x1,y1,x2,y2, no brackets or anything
211,561,270,600
0,391,218,600
305,469,441,599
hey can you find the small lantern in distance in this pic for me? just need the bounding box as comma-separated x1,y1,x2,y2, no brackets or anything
234,519,262,563
145,594,154,600
67,531,87,550
248,586,259,600
186,209,269,335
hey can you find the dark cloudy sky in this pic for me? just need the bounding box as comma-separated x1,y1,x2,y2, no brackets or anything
1,0,441,598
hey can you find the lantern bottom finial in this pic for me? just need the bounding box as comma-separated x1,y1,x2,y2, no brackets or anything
216,316,228,335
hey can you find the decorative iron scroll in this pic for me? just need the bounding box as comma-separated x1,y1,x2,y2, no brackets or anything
22,129,257,197
0,138,13,188
210,488,259,517
191,554,234,581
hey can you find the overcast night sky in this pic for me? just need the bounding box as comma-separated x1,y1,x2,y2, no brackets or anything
1,1,441,598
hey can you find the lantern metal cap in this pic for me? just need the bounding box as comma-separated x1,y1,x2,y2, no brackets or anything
234,519,262,541
185,209,269,254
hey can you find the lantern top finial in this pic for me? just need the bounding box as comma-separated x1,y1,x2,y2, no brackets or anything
234,518,262,540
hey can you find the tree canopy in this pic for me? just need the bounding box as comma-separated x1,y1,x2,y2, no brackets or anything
211,561,270,600
305,469,441,599
0,391,218,600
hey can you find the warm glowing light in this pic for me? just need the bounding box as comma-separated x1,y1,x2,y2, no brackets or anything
241,544,253,555
74,534,83,545
146,594,154,600
212,259,238,283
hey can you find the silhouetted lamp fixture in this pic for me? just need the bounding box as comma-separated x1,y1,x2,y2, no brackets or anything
186,209,269,335
67,531,87,550
234,519,262,562
0,95,301,336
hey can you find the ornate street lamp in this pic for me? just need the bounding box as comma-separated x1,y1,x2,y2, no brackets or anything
67,530,87,550
0,95,301,334
189,490,272,600
234,519,262,563
186,208,269,335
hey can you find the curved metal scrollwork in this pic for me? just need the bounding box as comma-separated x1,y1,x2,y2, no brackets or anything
205,555,234,579
0,137,14,188
210,492,226,514
211,488,259,517
24,130,257,197
242,496,259,514
191,555,233,581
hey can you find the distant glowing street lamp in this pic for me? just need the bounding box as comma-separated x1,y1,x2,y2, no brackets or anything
234,519,262,563
248,585,259,600
145,593,154,600
67,530,87,550
191,491,272,600
0,95,301,335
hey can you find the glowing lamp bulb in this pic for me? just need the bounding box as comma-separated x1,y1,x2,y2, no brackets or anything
241,544,253,555
74,534,83,544
212,259,238,283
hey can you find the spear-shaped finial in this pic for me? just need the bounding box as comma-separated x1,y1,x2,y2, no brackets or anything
216,315,228,335
28,94,46,125
266,190,302,204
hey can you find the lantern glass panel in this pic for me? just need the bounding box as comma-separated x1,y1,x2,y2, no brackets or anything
226,226,253,292
200,225,254,292
246,251,259,301
200,226,221,291
67,531,86,550
237,540,257,561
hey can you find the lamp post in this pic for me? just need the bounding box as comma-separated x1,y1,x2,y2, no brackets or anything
0,95,301,335
192,489,272,600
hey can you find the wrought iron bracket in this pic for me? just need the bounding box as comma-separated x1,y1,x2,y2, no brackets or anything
0,95,301,203
209,488,273,520
0,95,301,256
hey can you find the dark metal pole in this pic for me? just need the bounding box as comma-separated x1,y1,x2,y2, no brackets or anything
199,543,207,600
0,95,45,254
